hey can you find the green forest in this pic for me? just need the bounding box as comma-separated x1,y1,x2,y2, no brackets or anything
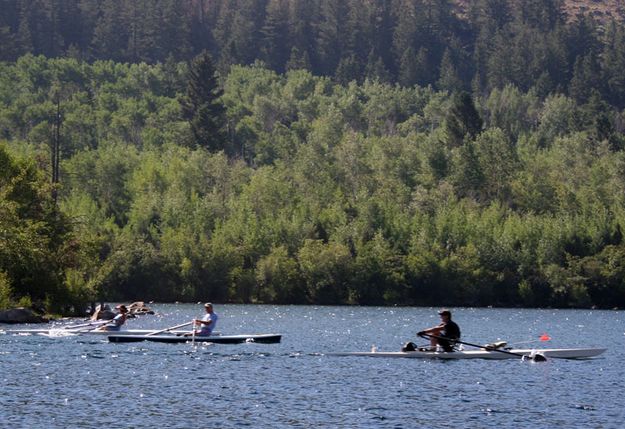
2,0,625,313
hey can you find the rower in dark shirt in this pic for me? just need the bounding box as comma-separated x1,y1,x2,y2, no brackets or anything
417,309,461,352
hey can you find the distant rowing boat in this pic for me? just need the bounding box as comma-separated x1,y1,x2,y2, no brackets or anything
328,347,606,360
108,333,282,344
6,328,192,336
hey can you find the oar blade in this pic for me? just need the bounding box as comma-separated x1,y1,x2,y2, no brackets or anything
539,333,551,341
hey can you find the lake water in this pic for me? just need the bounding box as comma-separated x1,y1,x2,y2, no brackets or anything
1,305,623,428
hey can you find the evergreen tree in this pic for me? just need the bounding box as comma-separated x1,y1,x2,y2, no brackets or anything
344,0,370,65
468,0,512,30
56,0,84,54
214,0,265,66
15,0,34,54
0,26,17,61
335,54,362,85
601,20,625,108
316,0,349,75
372,0,395,75
260,0,290,73
398,47,418,87
180,51,227,153
419,0,457,56
21,0,54,55
437,47,463,92
472,25,495,95
217,40,239,77
569,54,600,104
124,0,155,62
287,0,317,71
91,0,129,61
16,0,59,57
542,25,569,92
161,54,186,96
580,91,616,144
76,0,100,59
398,45,434,87
188,0,214,54
285,46,311,71
446,91,483,146
364,51,391,83
567,13,600,66
513,0,565,31
0,0,20,39
509,27,542,91
486,30,513,90
212,0,237,54
414,46,433,86
158,0,192,61
391,0,417,63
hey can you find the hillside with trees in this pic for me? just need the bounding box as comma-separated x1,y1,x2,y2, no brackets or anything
1,1,625,313
2,1,625,107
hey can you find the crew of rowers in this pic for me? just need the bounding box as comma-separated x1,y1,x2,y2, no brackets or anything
96,302,218,336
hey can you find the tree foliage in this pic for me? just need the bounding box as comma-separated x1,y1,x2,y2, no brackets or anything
0,22,625,311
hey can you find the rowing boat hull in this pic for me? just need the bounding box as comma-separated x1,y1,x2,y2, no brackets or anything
5,329,191,336
329,348,606,359
108,333,282,344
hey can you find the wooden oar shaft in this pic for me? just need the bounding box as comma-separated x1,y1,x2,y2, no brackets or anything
146,321,193,336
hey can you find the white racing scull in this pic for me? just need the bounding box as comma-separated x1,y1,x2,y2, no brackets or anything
328,347,606,359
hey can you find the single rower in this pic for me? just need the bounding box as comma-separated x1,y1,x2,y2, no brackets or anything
186,302,218,337
417,309,461,352
96,305,128,331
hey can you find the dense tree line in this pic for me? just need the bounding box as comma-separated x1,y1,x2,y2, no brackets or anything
3,1,625,109
1,54,625,312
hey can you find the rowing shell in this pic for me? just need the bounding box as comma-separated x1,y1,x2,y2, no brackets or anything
108,333,282,344
6,329,193,336
328,348,606,360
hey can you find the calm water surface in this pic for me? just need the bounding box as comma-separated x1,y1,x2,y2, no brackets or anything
1,305,623,428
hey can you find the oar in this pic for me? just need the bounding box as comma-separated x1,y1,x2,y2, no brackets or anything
76,319,118,332
145,321,193,336
418,333,547,362
59,320,109,330
44,320,114,336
